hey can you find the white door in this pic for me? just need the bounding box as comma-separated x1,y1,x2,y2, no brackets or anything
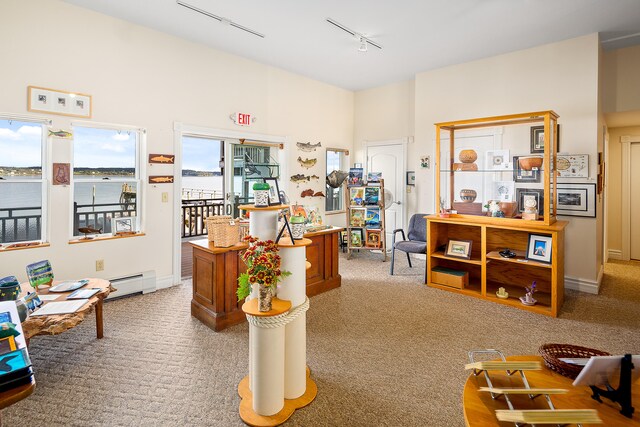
631,143,640,260
367,142,405,249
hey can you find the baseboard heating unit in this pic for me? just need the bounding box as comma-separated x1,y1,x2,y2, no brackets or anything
106,271,156,300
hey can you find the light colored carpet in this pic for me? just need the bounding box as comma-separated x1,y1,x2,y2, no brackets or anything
4,255,640,426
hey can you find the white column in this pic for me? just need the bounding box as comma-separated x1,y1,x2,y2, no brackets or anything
249,210,278,241
277,245,307,399
249,321,286,415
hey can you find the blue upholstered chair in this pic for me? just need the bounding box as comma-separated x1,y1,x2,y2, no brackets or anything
390,213,428,276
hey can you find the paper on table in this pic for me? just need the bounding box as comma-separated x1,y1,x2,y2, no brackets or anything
30,299,90,316
37,295,60,302
573,355,640,386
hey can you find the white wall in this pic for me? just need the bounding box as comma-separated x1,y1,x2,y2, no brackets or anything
602,44,640,114
0,0,353,284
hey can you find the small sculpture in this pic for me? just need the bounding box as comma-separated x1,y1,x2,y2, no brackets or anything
496,287,509,299
522,195,539,220
78,226,102,240
520,281,537,306
499,248,516,258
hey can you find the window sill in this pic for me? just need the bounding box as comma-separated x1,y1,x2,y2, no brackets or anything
0,242,50,252
69,232,145,244
325,210,346,216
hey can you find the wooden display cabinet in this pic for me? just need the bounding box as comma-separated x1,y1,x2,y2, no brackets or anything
426,215,567,317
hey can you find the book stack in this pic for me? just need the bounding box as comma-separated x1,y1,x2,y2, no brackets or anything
0,302,34,392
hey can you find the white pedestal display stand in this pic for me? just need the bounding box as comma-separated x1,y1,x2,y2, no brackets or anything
237,205,317,426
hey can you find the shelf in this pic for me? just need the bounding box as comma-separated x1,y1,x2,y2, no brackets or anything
486,251,552,269
430,251,482,265
429,281,482,298
485,283,552,314
440,169,545,173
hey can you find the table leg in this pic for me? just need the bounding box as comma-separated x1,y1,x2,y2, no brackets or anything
95,298,104,339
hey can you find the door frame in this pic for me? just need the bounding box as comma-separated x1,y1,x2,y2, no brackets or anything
364,138,408,242
172,122,287,284
621,135,640,261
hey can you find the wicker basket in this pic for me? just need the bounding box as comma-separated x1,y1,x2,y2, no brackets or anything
205,216,239,247
539,343,610,379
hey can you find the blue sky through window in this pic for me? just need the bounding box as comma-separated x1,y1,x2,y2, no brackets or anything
0,120,42,170
182,136,221,172
74,127,136,171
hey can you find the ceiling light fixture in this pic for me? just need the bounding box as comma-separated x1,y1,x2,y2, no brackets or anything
326,18,382,51
177,1,265,38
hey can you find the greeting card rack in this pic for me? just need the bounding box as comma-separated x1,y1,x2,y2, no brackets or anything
344,179,386,261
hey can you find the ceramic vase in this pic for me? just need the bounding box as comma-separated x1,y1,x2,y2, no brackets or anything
258,284,273,312
458,149,478,164
254,190,270,207
459,189,477,203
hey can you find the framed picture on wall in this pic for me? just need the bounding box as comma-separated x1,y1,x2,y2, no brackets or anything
516,188,544,214
27,86,92,118
556,183,596,217
513,156,541,183
530,124,560,153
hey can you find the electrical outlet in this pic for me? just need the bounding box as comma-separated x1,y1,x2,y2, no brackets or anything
96,259,104,271
162,192,168,203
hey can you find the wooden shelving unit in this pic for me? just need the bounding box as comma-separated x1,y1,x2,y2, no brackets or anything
344,179,386,261
426,215,567,317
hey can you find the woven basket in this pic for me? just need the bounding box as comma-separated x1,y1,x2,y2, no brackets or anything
539,343,610,379
205,216,239,247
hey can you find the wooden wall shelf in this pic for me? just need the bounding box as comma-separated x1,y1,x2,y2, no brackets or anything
426,215,567,317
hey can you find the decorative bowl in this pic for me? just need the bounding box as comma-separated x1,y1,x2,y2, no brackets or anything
459,189,477,203
518,156,543,171
458,149,478,164
0,283,20,301
498,201,518,218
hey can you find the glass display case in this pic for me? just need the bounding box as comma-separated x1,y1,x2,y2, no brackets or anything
435,111,559,226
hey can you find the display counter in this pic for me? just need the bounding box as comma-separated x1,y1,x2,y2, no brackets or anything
190,226,343,331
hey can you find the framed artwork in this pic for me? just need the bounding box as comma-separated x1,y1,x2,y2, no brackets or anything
513,156,541,183
112,216,136,235
364,187,380,205
516,188,544,214
149,154,175,164
0,336,17,354
350,209,365,227
557,154,589,178
262,178,282,205
444,239,473,260
485,150,510,170
406,171,416,186
493,181,515,202
556,183,596,217
420,155,430,169
349,187,365,206
526,233,553,263
350,229,363,247
52,163,70,185
365,208,380,227
28,86,92,118
530,124,560,153
367,172,382,183
365,229,382,248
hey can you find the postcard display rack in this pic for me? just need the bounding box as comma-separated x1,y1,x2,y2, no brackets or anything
237,204,317,426
429,111,568,317
344,179,387,261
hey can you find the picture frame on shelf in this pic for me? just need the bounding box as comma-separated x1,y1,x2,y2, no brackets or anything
406,171,416,186
365,208,380,228
516,188,544,214
444,239,473,260
557,154,589,178
112,216,136,235
513,156,541,183
364,187,380,205
365,229,382,248
349,209,365,227
556,183,596,217
493,181,515,202
526,233,553,263
350,228,363,247
530,124,560,153
367,172,382,183
262,177,282,205
349,187,365,206
348,167,364,186
485,150,510,170
28,86,92,118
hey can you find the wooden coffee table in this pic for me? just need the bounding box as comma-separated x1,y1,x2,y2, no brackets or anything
463,355,640,426
19,278,115,340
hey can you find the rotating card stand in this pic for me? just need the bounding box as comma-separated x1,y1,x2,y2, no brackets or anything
466,349,602,426
238,205,317,426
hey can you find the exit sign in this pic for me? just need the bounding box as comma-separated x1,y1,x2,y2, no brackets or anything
235,112,252,126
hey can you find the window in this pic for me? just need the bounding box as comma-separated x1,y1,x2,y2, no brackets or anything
72,125,142,237
231,143,280,216
0,118,47,244
325,148,348,212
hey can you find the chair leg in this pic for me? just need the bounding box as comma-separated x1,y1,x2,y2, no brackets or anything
390,248,396,275
407,253,412,268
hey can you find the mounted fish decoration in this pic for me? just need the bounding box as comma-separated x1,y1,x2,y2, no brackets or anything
296,141,322,152
78,226,102,240
48,129,73,139
313,191,325,197
290,174,311,185
149,154,175,164
326,170,349,188
149,175,174,184
301,189,314,197
297,157,317,169
310,175,320,181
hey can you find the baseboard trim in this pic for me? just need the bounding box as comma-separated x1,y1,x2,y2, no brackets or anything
608,249,623,260
156,275,177,290
565,273,601,295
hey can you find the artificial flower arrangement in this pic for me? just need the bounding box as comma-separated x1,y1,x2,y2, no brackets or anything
520,280,537,306
236,235,291,311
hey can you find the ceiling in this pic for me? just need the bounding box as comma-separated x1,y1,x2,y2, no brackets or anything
62,0,640,91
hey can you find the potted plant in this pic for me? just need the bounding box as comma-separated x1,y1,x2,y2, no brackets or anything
439,198,450,218
519,281,537,306
236,236,291,312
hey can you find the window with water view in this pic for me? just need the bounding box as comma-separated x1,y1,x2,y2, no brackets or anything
0,119,47,244
73,125,141,237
